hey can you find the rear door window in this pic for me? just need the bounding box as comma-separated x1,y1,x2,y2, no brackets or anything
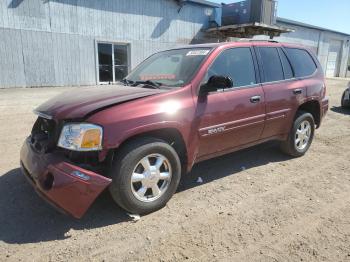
206,47,257,88
258,47,284,83
278,48,294,79
285,48,317,77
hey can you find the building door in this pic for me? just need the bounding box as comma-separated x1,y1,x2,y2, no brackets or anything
97,43,129,84
326,40,342,77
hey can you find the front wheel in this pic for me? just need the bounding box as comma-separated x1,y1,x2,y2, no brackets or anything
109,138,181,215
280,111,315,157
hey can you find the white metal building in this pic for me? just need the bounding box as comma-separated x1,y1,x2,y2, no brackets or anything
0,0,349,88
275,18,350,78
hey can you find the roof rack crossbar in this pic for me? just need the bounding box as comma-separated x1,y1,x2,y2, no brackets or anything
238,39,279,43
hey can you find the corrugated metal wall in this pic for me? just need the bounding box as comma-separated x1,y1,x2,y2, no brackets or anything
0,0,216,88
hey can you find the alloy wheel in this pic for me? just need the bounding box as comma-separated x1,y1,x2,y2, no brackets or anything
130,154,172,202
295,120,312,151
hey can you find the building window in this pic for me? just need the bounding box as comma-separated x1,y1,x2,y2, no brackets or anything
97,42,129,83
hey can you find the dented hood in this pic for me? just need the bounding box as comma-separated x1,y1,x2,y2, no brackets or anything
35,85,165,120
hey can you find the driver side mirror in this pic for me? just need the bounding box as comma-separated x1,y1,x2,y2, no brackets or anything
199,75,233,96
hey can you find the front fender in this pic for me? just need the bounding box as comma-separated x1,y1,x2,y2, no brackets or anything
98,120,198,173
86,88,198,172
110,121,187,148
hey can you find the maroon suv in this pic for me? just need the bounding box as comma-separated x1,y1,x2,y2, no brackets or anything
20,41,329,218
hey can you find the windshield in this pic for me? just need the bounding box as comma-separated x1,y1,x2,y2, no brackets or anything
125,48,212,88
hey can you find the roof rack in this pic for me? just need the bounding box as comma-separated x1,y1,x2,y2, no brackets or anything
238,39,279,43
206,22,294,39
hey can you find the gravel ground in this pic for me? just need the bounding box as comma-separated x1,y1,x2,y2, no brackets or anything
0,79,350,262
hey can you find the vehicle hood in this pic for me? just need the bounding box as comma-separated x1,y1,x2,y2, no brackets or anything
35,85,166,120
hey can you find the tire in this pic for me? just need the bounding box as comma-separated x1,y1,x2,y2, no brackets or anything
280,111,315,157
341,90,349,108
109,137,181,215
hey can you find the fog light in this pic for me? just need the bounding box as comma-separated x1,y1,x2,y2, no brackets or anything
71,171,90,181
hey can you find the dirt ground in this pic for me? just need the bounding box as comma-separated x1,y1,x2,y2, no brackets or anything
0,79,350,262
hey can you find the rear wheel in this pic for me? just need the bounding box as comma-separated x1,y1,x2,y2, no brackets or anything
109,138,181,215
280,111,315,157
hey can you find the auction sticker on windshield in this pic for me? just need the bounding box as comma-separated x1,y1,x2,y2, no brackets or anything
186,50,210,56
140,74,176,81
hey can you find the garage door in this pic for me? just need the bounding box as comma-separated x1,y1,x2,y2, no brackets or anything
326,40,342,77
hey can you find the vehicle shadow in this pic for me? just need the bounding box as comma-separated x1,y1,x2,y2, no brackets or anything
178,141,291,192
0,168,130,244
331,106,350,115
0,142,290,244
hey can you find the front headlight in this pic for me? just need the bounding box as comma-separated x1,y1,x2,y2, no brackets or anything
58,123,103,151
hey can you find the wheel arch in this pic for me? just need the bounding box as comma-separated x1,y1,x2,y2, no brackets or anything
297,100,321,128
113,127,188,174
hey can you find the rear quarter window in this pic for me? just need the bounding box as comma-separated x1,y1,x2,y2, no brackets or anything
285,48,317,77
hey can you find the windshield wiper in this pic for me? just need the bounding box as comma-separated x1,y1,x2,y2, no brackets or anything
121,78,134,86
131,80,162,89
121,79,163,89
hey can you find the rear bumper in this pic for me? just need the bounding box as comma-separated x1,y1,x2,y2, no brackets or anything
320,97,329,123
322,97,329,114
20,138,112,219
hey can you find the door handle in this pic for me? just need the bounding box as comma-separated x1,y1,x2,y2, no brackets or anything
250,96,261,103
293,89,302,95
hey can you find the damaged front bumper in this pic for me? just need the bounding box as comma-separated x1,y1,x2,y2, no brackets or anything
20,138,112,219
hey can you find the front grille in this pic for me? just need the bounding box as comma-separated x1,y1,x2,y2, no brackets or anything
30,117,59,153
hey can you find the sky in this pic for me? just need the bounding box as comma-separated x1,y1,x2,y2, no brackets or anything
212,0,350,34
